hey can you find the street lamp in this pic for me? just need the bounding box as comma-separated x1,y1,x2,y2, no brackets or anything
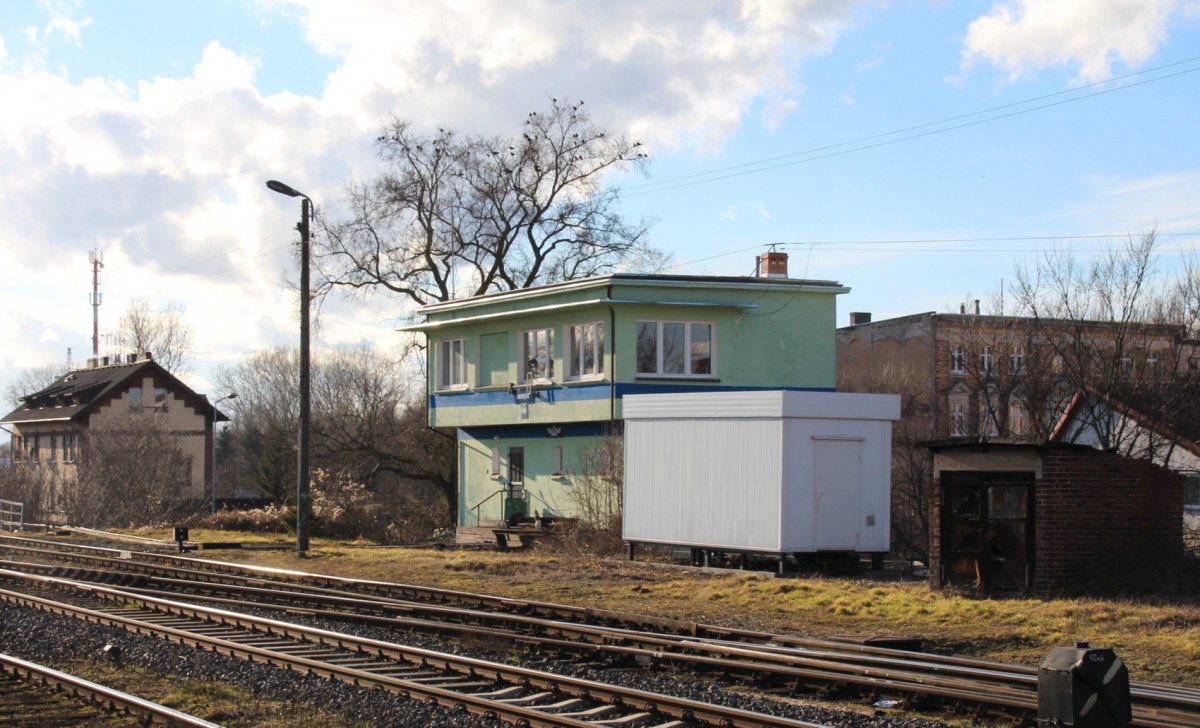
265,178,313,555
211,392,237,514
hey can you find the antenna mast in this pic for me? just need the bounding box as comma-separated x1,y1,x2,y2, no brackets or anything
89,249,104,357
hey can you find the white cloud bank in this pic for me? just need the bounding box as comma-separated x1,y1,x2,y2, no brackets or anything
961,0,1191,83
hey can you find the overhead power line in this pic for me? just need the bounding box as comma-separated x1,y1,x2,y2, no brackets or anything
623,56,1200,198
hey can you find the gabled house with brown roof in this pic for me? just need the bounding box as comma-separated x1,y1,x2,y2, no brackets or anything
1,354,229,515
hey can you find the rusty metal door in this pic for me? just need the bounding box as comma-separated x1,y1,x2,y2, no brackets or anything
942,472,1034,595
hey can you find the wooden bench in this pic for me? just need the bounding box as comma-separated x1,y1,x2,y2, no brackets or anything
492,527,549,551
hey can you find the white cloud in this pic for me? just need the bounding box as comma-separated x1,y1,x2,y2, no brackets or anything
40,0,91,49
287,0,864,151
961,0,1182,83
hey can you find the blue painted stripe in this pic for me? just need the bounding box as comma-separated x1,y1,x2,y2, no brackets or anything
458,422,614,440
430,382,833,409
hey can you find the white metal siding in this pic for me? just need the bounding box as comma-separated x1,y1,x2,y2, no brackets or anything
624,391,897,553
624,418,783,550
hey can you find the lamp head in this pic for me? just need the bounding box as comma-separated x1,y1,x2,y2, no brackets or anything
266,179,303,198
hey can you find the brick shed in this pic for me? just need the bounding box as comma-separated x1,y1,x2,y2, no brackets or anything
925,440,1183,596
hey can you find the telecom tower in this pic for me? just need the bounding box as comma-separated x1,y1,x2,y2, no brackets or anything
89,249,103,357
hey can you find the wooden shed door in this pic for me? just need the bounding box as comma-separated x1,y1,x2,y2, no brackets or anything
942,472,1034,595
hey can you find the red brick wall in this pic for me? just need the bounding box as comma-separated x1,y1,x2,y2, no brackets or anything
1035,447,1183,595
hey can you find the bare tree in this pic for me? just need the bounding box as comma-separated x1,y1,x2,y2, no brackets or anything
116,298,194,374
319,98,666,307
68,409,195,528
5,364,62,409
1012,229,1191,452
216,345,456,520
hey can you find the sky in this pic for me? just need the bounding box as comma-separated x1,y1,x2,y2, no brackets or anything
2,0,1199,405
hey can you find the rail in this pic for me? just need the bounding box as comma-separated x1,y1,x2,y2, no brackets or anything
0,651,219,727
0,570,832,728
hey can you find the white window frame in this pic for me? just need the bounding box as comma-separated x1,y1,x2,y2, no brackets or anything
521,328,554,383
950,345,965,375
437,338,468,391
566,321,604,380
1010,347,1025,376
635,320,716,378
1147,351,1161,380
980,346,994,376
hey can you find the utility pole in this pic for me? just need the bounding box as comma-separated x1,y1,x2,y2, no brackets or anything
89,249,104,358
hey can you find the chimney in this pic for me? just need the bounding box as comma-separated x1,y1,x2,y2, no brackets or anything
849,312,872,326
756,251,788,278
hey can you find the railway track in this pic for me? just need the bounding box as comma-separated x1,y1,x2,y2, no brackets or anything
0,569,829,728
2,533,1198,727
0,651,217,727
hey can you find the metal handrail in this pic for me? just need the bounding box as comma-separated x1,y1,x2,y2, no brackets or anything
0,500,23,532
468,489,508,526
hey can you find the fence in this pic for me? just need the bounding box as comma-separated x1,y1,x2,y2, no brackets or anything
0,500,23,531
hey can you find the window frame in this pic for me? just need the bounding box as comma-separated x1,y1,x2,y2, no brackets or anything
949,396,969,437
566,321,604,381
949,345,965,375
635,319,717,379
521,327,555,383
1009,347,1025,376
437,338,469,391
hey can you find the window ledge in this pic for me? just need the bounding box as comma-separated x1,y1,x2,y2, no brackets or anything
563,376,606,385
435,386,471,394
633,375,720,382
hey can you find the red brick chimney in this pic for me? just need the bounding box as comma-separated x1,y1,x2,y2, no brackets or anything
757,251,788,278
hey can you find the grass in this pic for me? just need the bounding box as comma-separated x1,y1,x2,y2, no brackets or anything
94,529,1200,687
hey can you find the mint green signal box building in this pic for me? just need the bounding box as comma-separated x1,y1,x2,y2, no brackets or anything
403,253,848,533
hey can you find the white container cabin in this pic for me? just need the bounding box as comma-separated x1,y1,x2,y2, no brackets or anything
623,390,900,567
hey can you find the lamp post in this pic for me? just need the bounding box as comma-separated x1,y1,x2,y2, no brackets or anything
265,179,312,555
211,392,237,514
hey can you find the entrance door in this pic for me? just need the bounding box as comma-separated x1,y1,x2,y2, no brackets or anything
814,439,862,550
942,471,1034,595
504,447,527,523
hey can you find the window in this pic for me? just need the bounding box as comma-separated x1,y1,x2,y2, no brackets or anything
1010,348,1025,376
438,338,468,390
521,328,554,382
1186,476,1200,511
1147,351,1160,380
980,392,999,437
154,388,169,411
636,320,714,377
950,345,965,375
980,346,994,376
950,399,968,437
1120,352,1133,378
567,322,604,379
128,387,143,409
1008,400,1028,437
47,433,57,462
64,432,77,463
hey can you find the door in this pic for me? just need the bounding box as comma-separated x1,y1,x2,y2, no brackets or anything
814,439,862,550
942,471,1034,595
504,447,527,523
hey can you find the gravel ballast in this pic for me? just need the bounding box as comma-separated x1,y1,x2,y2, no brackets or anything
0,594,971,727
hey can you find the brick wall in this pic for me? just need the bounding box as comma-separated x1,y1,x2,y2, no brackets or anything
1035,447,1183,595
